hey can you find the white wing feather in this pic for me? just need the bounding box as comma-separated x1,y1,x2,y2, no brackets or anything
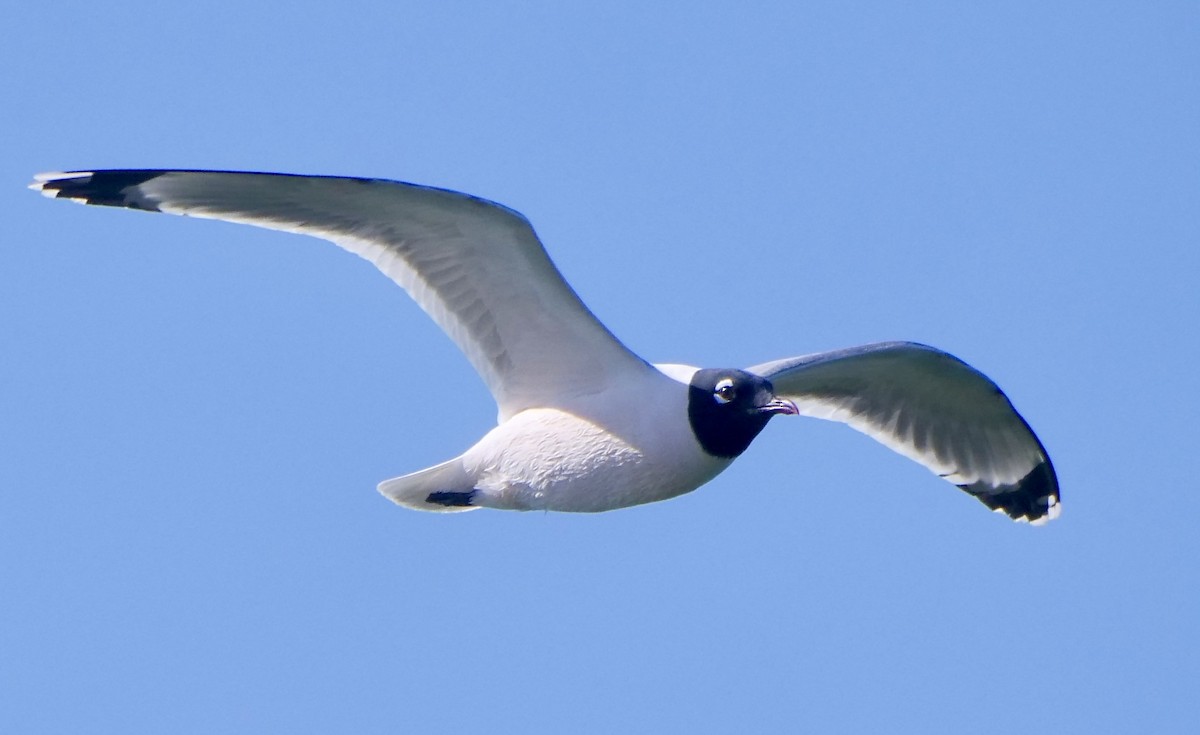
33,170,652,420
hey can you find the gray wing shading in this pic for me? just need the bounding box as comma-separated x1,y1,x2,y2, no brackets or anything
749,341,1059,524
32,170,653,420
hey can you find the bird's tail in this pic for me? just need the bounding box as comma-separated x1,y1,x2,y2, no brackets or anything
377,457,479,513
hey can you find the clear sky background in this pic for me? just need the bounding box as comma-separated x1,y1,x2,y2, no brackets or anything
3,3,1198,733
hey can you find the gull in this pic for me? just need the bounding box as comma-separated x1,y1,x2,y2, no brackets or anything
32,170,1060,523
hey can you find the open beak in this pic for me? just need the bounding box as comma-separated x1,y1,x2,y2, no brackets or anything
758,397,799,416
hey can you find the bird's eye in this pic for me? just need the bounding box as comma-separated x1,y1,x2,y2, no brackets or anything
714,378,736,404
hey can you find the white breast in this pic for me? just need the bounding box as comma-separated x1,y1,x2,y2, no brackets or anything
460,367,731,512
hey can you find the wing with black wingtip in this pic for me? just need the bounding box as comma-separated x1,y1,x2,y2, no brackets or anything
750,341,1060,523
32,169,655,421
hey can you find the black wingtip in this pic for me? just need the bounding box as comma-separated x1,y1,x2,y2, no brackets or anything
34,170,165,211
962,460,1061,524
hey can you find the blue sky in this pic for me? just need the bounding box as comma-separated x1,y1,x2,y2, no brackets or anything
3,3,1198,733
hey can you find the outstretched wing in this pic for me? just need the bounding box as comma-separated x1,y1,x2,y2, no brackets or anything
33,170,652,420
750,341,1059,524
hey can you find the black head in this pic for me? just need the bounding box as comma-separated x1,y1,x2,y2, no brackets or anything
687,368,798,458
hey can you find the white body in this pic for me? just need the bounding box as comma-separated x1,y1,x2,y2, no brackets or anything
381,364,732,512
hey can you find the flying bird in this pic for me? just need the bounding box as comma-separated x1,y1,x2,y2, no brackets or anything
32,170,1060,523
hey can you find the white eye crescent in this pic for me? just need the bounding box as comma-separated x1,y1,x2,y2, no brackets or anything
714,377,736,404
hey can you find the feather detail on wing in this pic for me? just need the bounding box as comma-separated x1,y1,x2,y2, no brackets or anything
32,170,652,420
750,341,1059,523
